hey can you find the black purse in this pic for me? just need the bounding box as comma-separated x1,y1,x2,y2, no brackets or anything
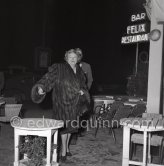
77,95,90,116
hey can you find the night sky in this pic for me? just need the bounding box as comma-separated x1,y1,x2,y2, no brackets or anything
0,0,149,91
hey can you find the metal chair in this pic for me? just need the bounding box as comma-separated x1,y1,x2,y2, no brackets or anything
94,101,125,125
111,105,133,128
95,103,132,143
129,103,147,117
91,101,104,125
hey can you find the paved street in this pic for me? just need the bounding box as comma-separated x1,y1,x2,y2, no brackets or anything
0,101,160,166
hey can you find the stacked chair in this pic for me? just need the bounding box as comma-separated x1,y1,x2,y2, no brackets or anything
0,104,22,122
0,100,22,134
130,113,164,164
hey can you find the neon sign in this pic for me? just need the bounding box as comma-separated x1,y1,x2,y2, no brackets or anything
131,13,146,22
121,13,149,44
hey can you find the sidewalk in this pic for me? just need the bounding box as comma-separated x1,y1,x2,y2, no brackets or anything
0,100,147,166
0,123,123,166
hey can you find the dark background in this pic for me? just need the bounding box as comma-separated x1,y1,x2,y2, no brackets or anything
0,0,149,94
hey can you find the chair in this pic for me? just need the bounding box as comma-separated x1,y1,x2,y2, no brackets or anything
109,101,124,111
3,97,17,104
111,105,133,128
91,102,104,126
0,104,22,122
94,101,124,129
129,103,147,117
130,113,164,164
94,101,125,124
93,101,124,122
0,103,22,135
95,103,132,143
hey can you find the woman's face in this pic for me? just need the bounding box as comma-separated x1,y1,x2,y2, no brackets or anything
67,52,78,66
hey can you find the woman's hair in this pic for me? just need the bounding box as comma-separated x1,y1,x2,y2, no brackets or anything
64,48,83,62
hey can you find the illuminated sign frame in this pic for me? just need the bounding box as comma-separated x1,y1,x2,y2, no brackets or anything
121,13,149,44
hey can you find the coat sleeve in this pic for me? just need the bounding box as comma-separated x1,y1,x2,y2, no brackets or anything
86,64,93,90
79,68,91,103
31,64,58,103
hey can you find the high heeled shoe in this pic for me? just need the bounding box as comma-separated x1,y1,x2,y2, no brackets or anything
60,155,67,162
66,152,72,156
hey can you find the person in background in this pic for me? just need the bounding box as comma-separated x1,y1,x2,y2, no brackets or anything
0,72,5,96
76,48,93,90
76,48,93,137
31,48,90,162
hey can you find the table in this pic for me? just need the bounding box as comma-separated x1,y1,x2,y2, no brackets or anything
93,95,146,107
120,117,164,166
11,118,64,166
124,101,147,107
92,95,115,107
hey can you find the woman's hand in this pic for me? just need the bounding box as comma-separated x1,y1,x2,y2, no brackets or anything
38,87,45,95
79,90,84,95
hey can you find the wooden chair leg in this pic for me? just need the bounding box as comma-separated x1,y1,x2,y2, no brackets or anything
159,146,162,164
160,140,164,164
133,143,136,156
130,142,134,160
